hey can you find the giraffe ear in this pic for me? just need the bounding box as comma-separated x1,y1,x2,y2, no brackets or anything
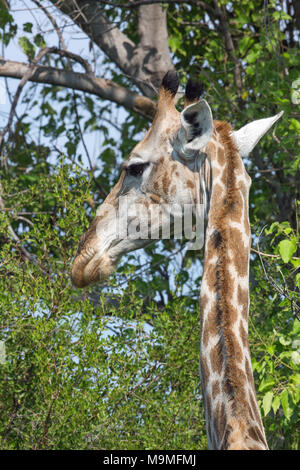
232,111,283,158
176,100,213,159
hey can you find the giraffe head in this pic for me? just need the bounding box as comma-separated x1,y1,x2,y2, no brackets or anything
71,71,282,288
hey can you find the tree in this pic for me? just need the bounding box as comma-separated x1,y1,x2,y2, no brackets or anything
0,0,299,450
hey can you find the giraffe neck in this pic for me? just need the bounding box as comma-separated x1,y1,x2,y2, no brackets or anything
199,122,268,450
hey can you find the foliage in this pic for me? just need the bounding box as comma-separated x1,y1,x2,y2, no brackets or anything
0,163,206,449
0,0,299,450
250,221,300,449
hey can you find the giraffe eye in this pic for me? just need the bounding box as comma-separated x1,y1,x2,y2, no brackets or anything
127,163,149,177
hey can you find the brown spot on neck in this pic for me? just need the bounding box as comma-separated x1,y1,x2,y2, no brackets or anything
162,171,171,194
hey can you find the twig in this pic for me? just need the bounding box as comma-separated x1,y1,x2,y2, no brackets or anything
0,58,156,120
32,0,66,50
0,181,36,263
251,247,299,260
95,0,215,15
0,45,96,170
72,91,107,198
6,189,30,198
16,215,34,227
256,226,300,320
263,0,289,80
251,248,280,258
0,48,85,159
40,388,60,448
248,167,290,174
34,6,106,197
212,0,243,97
43,46,94,74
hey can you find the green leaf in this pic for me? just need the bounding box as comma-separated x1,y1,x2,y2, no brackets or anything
293,374,300,385
292,320,300,335
266,344,275,355
258,377,275,393
272,395,281,415
169,35,181,52
262,391,273,416
0,5,13,29
278,335,291,346
23,22,33,33
18,36,35,58
291,258,300,269
289,118,300,133
291,351,300,365
34,33,46,48
265,222,279,235
281,390,292,420
273,11,292,21
278,239,297,263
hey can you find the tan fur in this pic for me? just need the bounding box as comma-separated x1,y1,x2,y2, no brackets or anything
200,122,268,450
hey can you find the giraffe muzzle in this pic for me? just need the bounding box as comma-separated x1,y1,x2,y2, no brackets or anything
71,216,117,287
71,248,115,288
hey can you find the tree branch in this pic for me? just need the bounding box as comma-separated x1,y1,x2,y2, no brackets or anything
0,47,57,166
212,0,243,97
50,0,136,70
49,0,173,96
88,0,214,15
0,182,36,263
31,0,67,50
137,3,173,92
71,91,108,199
0,57,156,119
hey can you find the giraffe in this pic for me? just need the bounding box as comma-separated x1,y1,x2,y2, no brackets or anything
71,71,282,450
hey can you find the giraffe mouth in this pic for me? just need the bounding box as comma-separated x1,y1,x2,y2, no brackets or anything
71,249,116,288
71,216,118,288
71,209,156,288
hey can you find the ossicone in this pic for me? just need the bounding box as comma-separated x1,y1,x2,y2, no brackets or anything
161,70,180,96
184,78,204,107
155,70,180,115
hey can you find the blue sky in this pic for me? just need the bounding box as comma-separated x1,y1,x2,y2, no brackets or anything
0,0,127,169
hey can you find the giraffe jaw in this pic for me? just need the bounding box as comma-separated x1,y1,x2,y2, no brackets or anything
71,227,153,288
